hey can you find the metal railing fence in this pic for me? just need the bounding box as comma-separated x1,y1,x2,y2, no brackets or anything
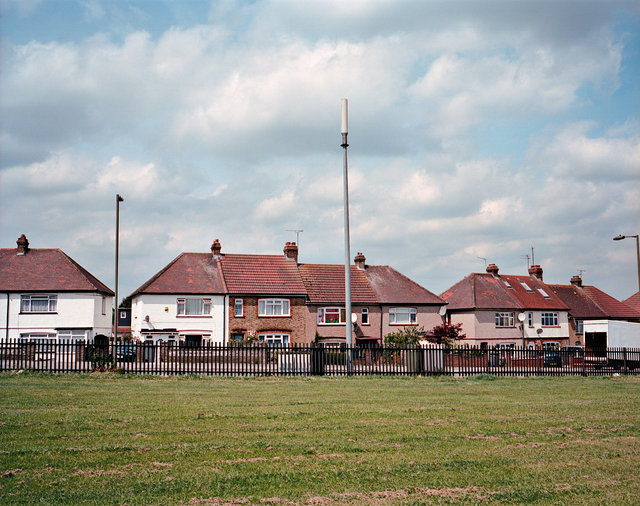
0,340,638,377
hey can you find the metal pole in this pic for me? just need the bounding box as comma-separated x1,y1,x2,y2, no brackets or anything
341,99,352,374
635,235,640,299
113,194,123,364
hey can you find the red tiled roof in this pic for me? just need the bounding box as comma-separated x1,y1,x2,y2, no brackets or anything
582,286,640,320
0,248,113,294
299,264,376,303
547,284,607,319
364,266,443,304
219,254,306,295
132,253,225,295
441,273,568,311
623,292,640,313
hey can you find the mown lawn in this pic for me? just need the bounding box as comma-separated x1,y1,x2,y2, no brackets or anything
0,373,639,504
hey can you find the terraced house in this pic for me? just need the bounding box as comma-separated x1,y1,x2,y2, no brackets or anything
130,240,446,346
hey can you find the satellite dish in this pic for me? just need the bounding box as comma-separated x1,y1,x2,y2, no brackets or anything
439,306,447,316
351,313,358,324
518,312,526,322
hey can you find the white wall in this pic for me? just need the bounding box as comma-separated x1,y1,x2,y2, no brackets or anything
584,320,640,348
131,293,225,343
523,310,570,340
0,292,113,341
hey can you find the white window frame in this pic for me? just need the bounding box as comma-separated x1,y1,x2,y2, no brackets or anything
258,333,290,347
318,307,347,325
57,329,87,343
502,279,512,289
361,307,369,325
543,341,559,350
389,307,417,325
528,312,533,327
177,298,212,316
234,298,244,317
20,294,57,313
495,312,515,327
519,282,533,293
541,312,558,327
537,288,551,299
575,319,584,334
258,298,290,317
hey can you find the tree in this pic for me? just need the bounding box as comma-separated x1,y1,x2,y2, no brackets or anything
384,326,425,347
429,322,466,345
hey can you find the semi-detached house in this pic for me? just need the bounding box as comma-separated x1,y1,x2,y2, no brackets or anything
130,240,446,346
0,235,114,344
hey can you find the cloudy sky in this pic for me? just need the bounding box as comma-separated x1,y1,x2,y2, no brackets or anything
1,0,639,303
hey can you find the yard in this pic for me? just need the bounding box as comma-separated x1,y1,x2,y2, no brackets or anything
0,373,639,504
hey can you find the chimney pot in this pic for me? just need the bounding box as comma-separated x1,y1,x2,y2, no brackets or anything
486,263,499,276
354,252,366,270
283,241,298,263
528,264,543,280
211,239,222,257
570,275,583,288
16,234,29,255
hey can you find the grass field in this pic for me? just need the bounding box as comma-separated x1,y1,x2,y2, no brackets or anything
0,373,639,504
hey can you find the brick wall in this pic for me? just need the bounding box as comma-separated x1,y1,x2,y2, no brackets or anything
228,296,308,344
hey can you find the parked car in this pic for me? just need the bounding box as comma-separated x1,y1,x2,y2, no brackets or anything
116,343,137,362
544,350,562,367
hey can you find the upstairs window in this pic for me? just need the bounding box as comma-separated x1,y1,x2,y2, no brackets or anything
234,298,244,317
575,319,584,334
541,312,558,326
502,279,512,289
528,312,533,326
361,307,369,325
21,294,57,313
495,312,515,327
258,298,290,316
177,298,211,316
318,307,346,325
389,307,417,325
537,288,551,299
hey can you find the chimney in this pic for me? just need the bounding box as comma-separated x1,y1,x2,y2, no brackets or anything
16,234,29,255
354,252,366,270
486,263,499,276
570,275,583,288
283,242,298,263
528,264,543,280
211,239,222,257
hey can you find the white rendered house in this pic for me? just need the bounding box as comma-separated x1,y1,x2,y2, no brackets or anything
0,235,114,344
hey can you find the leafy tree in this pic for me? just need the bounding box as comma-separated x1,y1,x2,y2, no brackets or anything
119,295,132,309
384,326,425,347
430,322,466,345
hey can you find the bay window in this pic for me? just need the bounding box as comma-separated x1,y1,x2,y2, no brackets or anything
258,333,290,347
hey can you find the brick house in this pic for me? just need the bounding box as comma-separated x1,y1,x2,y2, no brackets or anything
440,264,570,348
0,234,114,344
299,251,446,345
548,276,640,348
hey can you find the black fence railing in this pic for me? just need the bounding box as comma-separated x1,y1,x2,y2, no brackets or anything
0,340,639,377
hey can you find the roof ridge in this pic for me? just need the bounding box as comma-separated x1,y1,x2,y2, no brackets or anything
130,252,185,296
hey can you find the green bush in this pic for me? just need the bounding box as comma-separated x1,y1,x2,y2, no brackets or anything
384,326,425,347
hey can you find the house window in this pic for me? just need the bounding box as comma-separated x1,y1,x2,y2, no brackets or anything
537,288,551,299
258,333,290,347
57,329,87,342
318,307,346,325
258,298,290,316
102,296,107,315
177,298,211,316
543,341,559,350
20,294,57,313
519,282,533,293
230,332,245,341
19,333,56,351
234,298,244,317
502,279,512,289
541,312,558,326
389,307,417,325
361,308,369,325
575,319,584,334
528,312,533,326
495,312,515,327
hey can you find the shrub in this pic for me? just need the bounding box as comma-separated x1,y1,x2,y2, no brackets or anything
384,326,425,347
430,322,466,346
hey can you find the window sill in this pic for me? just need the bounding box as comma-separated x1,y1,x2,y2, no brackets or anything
541,325,561,328
318,323,346,326
495,326,516,329
258,315,291,318
176,315,212,318
389,323,418,326
233,315,244,318
19,312,58,315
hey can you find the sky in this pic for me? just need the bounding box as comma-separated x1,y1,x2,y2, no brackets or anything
1,0,639,304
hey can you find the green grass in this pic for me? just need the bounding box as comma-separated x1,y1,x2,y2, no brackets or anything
0,373,639,504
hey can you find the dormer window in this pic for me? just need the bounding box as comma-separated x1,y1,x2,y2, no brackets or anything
519,281,533,293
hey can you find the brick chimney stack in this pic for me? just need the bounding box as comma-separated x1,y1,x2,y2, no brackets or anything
283,242,298,263
16,234,29,255
528,264,543,280
486,263,499,276
211,239,222,257
570,275,583,288
354,252,366,270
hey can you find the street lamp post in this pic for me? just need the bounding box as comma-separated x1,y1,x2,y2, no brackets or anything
341,98,353,374
613,234,640,298
113,194,124,362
